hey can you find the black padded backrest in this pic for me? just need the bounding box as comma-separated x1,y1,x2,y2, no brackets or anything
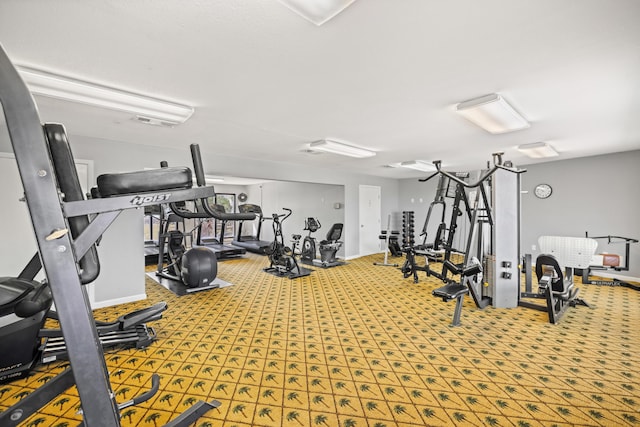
326,223,343,241
44,123,100,285
433,222,446,250
535,254,564,293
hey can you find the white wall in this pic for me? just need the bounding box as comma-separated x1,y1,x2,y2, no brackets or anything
3,121,638,308
1,131,398,306
255,181,345,256
0,150,144,309
520,151,640,277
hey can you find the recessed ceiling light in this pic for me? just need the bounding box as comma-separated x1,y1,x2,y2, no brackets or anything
277,0,357,26
399,160,435,172
16,65,194,125
309,139,376,158
455,93,529,134
517,142,559,158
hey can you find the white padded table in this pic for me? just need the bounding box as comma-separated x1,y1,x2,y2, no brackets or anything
538,236,597,269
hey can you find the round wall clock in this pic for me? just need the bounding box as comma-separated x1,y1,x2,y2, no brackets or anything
534,184,552,199
238,193,248,202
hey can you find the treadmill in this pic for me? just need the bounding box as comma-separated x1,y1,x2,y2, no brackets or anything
232,204,272,254
194,206,247,259
169,202,255,260
144,205,162,264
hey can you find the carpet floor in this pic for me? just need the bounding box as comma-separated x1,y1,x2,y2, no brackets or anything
1,252,639,426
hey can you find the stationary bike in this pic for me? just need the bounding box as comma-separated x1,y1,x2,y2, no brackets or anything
300,217,321,264
263,208,312,279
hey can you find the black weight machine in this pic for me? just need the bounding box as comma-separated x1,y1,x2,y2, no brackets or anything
519,236,595,324
418,174,450,256
401,174,473,284
0,43,219,426
422,154,525,326
580,233,639,291
263,208,312,279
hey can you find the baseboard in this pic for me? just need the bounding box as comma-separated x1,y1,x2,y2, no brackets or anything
591,271,640,283
345,252,386,261
91,293,148,310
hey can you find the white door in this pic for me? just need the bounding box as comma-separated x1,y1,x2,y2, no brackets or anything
359,185,381,256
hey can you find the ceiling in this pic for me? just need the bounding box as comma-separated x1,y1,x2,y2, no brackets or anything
1,0,639,180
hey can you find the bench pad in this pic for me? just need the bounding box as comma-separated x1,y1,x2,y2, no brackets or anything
97,167,193,197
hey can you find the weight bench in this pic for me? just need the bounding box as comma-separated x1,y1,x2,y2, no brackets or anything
432,260,487,326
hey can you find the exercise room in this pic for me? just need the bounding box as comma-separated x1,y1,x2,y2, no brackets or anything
1,1,639,426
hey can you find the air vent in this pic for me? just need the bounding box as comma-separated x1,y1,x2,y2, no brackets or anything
301,149,324,155
134,115,177,127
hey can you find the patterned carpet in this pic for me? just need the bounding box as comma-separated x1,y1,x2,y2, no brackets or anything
2,252,639,427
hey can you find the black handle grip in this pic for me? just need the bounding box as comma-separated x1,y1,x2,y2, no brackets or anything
190,144,206,187
132,374,160,405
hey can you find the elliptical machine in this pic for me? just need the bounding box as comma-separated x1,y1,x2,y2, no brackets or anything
263,208,312,279
155,202,218,291
1,258,166,384
300,217,321,264
154,157,223,292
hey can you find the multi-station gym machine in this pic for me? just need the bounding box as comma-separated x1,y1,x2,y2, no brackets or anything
402,153,525,326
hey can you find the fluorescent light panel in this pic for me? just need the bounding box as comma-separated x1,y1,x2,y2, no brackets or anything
278,0,357,26
399,160,435,172
517,142,559,158
310,139,376,158
16,65,194,125
455,93,529,134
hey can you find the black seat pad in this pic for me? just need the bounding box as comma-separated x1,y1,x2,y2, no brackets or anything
96,167,193,197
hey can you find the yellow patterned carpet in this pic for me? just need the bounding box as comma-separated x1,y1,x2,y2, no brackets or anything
2,253,640,426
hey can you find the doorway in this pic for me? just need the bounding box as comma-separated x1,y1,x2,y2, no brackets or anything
359,185,381,256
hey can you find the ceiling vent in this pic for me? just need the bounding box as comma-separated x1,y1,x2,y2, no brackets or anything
134,116,178,127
